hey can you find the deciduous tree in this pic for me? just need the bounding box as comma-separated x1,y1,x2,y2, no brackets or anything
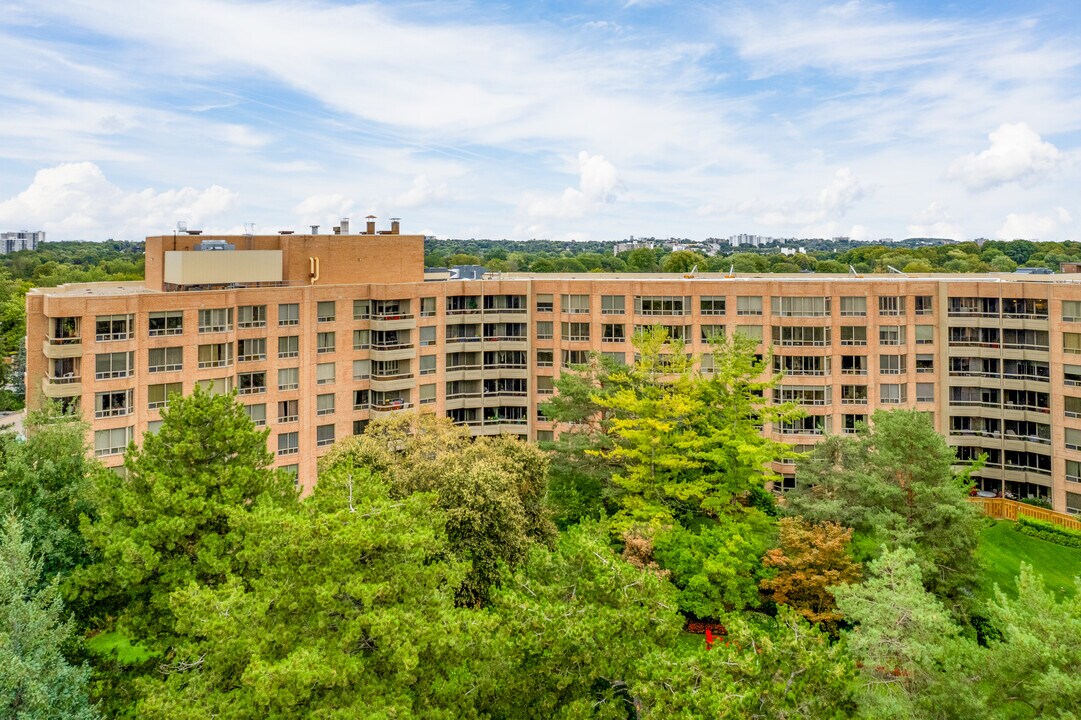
760,517,862,629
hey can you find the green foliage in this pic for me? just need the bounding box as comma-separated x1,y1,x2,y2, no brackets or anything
1018,496,1053,510
137,467,487,719
74,386,297,640
660,250,706,273
982,566,1081,717
0,516,98,720
633,608,859,718
0,405,102,588
652,512,775,618
787,410,983,614
832,547,982,719
552,329,797,532
1015,514,1081,549
486,519,686,718
321,413,556,605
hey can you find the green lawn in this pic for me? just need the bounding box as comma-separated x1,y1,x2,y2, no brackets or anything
85,630,157,664
978,520,1081,602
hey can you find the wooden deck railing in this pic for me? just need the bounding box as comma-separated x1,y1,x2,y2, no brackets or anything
969,497,1081,531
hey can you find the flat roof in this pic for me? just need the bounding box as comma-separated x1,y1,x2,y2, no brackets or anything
28,282,154,298
493,272,1081,284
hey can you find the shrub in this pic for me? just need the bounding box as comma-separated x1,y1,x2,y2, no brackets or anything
1015,514,1081,549
1019,497,1053,510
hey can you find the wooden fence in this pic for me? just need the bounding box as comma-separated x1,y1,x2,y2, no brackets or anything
969,497,1081,532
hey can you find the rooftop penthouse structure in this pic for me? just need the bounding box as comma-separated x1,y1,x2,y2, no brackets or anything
23,223,1081,514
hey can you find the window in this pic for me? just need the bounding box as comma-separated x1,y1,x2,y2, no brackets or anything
840,326,867,346
841,355,867,375
278,303,300,326
420,326,437,346
278,400,299,423
879,326,905,346
635,296,690,315
1066,333,1081,354
198,308,233,333
915,296,933,315
237,372,266,395
562,350,589,366
197,343,233,369
95,389,133,418
736,296,763,316
774,355,829,375
602,295,625,314
562,322,590,342
1067,428,1081,452
317,362,336,385
878,296,905,316
95,314,134,341
197,376,233,395
278,367,299,391
773,385,831,406
561,294,590,314
701,325,725,343
353,329,370,350
880,355,906,375
277,432,299,456
419,355,436,376
536,321,554,340
536,430,554,442
353,299,370,320
148,382,182,409
238,305,267,328
915,325,934,345
420,297,436,317
94,427,132,457
842,414,867,434
771,326,830,346
839,297,866,317
354,390,370,410
916,354,934,373
602,324,625,343
601,351,626,364
537,376,555,395
245,403,266,427
841,385,867,404
148,311,183,336
237,337,266,361
148,347,182,373
700,296,726,316
317,393,336,416
146,420,163,435
1064,301,1081,322
317,301,336,322
353,359,371,380
278,335,299,359
420,384,436,405
735,325,762,341
771,297,830,317
317,332,336,354
880,383,907,404
537,349,554,367
916,383,935,403
96,351,134,379
536,294,554,313
778,416,827,435
447,296,479,314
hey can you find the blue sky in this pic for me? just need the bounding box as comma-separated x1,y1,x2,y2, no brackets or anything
1,0,1080,242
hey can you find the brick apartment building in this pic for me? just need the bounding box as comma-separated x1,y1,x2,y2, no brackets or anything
24,222,1081,514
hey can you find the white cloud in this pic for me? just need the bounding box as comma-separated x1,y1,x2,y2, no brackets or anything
906,201,964,239
0,162,236,240
998,207,1073,240
525,152,624,221
749,168,867,228
386,175,448,209
948,123,1062,191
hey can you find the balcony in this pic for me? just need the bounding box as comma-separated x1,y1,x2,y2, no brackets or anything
42,377,82,398
370,401,414,417
43,338,83,359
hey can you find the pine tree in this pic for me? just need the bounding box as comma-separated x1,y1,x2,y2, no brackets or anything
0,516,97,720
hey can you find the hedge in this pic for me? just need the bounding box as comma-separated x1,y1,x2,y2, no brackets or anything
1016,514,1081,549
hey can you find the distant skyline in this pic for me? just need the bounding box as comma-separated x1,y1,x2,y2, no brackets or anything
1,0,1080,242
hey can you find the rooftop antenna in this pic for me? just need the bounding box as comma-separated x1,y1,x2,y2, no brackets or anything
887,265,908,276
848,264,863,278
683,264,699,279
